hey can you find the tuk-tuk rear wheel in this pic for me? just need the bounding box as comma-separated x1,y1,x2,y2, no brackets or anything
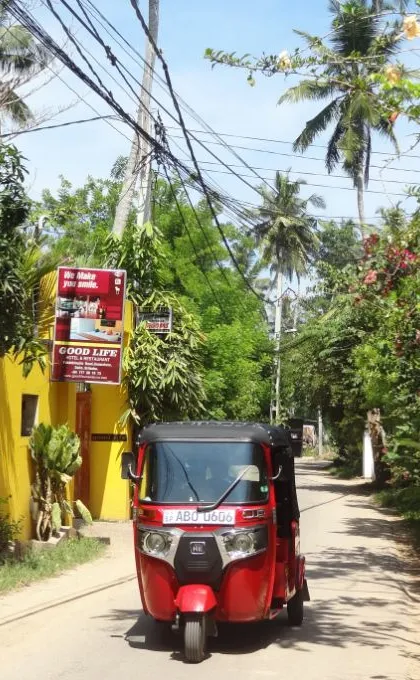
287,589,304,626
184,614,206,663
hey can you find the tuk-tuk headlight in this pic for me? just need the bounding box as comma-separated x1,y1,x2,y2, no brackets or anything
223,530,256,555
140,530,172,556
231,532,254,554
220,526,268,563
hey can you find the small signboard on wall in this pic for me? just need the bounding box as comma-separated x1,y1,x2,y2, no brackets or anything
51,267,127,384
137,308,173,334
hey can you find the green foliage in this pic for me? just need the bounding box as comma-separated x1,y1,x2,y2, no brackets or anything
123,292,206,426
103,217,207,425
30,423,82,478
33,163,274,424
376,486,420,522
255,170,322,281
103,220,164,302
0,497,22,562
0,144,57,372
206,2,408,224
0,537,106,594
35,175,123,265
74,500,93,525
0,144,29,358
51,502,61,533
29,424,91,541
281,203,419,486
203,318,273,420
0,5,50,128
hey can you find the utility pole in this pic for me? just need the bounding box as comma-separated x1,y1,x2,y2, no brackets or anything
112,0,159,237
272,269,283,424
318,406,323,457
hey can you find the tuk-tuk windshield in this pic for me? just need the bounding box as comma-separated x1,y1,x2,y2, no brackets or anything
138,441,268,504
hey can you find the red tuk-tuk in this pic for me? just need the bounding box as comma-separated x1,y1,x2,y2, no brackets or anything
121,421,309,663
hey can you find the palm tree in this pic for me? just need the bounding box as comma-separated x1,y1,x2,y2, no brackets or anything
256,170,324,281
0,3,50,132
279,0,402,237
255,170,324,422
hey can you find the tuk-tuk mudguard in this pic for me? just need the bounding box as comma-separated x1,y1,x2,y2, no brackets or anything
138,553,179,620
175,585,217,614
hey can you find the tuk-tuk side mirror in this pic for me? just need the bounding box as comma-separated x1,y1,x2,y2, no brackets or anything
270,450,283,481
270,464,282,481
121,451,140,482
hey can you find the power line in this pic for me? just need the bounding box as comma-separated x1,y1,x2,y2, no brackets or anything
3,3,136,147
51,0,268,200
1,114,118,137
32,3,260,234
50,0,277,211
168,133,420,178
155,116,233,288
64,0,279,205
27,1,265,293
53,0,153,112
166,125,420,160
47,0,420,203
162,164,230,321
127,0,267,303
176,164,412,198
8,2,193,177
80,0,275,194
175,157,420,188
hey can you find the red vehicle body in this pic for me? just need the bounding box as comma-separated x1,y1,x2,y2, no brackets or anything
121,421,309,663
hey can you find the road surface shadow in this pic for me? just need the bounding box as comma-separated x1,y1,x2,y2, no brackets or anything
299,480,373,497
295,461,333,472
97,593,417,663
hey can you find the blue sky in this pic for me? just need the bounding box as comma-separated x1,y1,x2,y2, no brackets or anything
11,0,420,226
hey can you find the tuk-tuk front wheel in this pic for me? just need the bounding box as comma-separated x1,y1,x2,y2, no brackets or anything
287,589,304,626
184,614,206,663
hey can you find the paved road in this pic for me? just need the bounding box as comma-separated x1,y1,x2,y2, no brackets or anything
1,461,419,680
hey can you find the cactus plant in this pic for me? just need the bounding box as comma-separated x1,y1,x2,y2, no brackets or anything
29,424,92,541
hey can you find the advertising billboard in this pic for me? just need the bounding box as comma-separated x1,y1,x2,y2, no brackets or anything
51,267,127,384
137,308,173,333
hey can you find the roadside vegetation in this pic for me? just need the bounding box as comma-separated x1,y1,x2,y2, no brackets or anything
206,0,420,534
0,537,106,594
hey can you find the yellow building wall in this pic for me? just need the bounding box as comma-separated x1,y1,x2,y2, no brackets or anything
89,383,131,520
0,298,133,540
0,358,61,539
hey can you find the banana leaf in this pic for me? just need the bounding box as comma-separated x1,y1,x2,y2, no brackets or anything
51,502,62,533
75,499,93,525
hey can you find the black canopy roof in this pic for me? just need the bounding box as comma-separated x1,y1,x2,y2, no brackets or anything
138,421,292,449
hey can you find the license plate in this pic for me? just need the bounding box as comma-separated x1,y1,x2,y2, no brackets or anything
162,509,235,525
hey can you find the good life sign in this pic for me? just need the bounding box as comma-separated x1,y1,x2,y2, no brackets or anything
51,267,127,384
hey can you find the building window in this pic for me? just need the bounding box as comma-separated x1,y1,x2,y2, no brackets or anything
21,395,38,437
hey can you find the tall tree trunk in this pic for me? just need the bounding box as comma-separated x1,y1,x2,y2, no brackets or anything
367,408,389,487
293,280,300,329
356,170,366,240
112,0,159,237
